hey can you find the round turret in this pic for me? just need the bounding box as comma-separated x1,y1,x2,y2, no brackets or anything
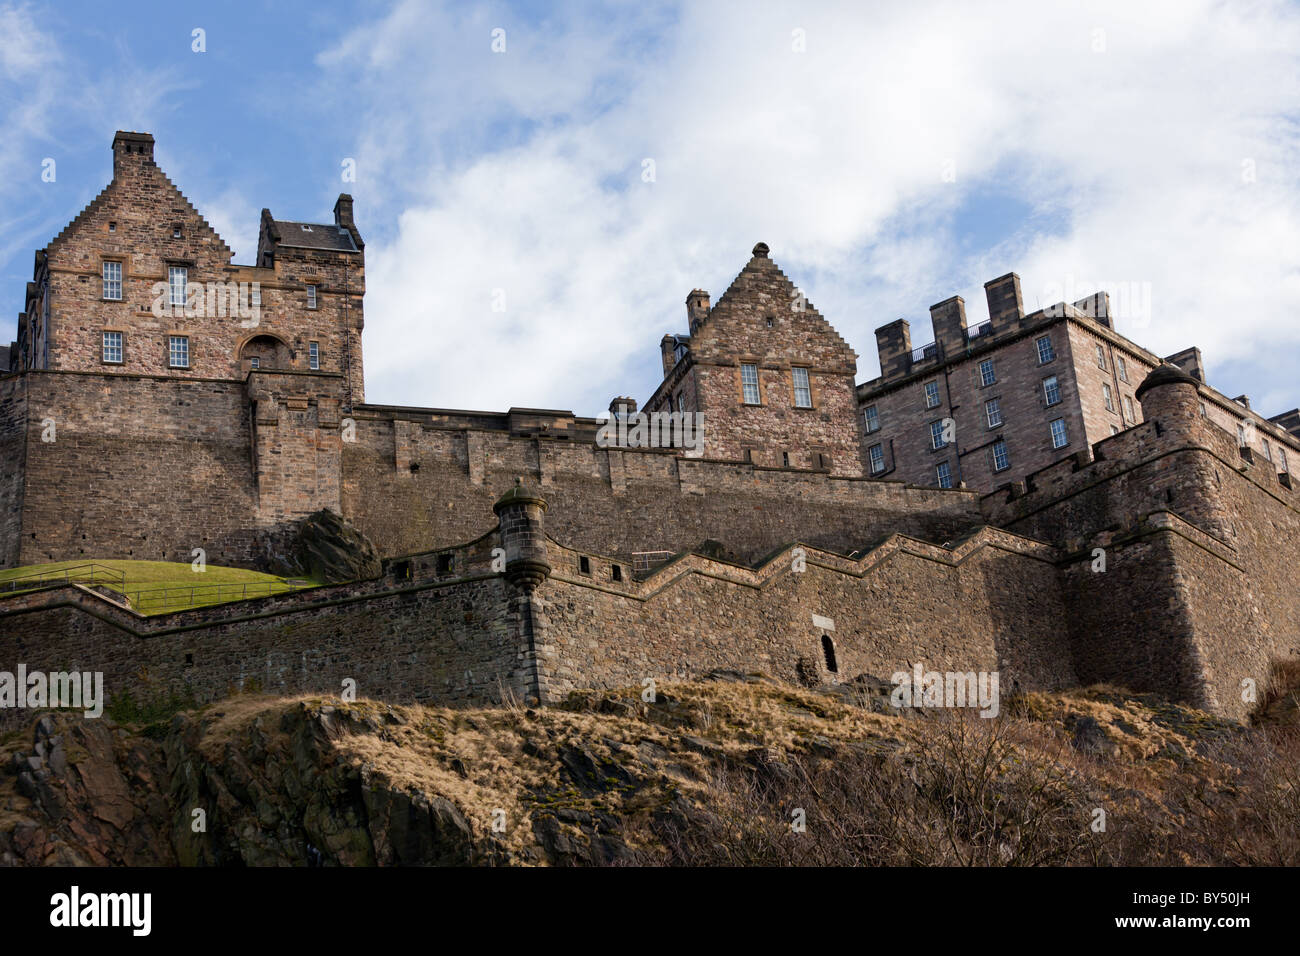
492,478,551,590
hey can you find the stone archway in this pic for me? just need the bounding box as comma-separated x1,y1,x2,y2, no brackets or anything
239,333,292,373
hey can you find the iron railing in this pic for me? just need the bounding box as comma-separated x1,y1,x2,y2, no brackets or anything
0,563,126,595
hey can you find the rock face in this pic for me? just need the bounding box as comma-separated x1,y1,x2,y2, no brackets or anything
0,678,1285,867
267,509,382,583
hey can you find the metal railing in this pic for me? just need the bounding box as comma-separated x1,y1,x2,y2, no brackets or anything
910,342,939,362
631,551,673,573
0,563,126,595
967,320,993,340
125,580,302,614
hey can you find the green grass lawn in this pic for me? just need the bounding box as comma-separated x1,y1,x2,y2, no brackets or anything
0,559,316,614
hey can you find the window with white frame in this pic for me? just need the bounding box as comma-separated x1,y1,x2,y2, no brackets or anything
992,439,1009,472
935,460,952,488
1043,375,1061,406
1095,344,1106,369
102,261,122,300
1116,356,1129,383
1050,417,1069,449
868,443,885,475
740,363,760,404
1102,383,1115,412
168,266,187,308
924,380,941,408
792,367,812,408
169,335,189,368
979,359,996,386
929,419,948,450
249,357,259,369
985,398,1002,428
1122,395,1135,422
307,284,317,309
1036,335,1054,364
675,392,685,413
101,331,122,364
1111,425,1120,435
309,341,320,370
863,405,880,433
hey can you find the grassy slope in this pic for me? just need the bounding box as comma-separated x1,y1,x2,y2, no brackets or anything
0,559,313,614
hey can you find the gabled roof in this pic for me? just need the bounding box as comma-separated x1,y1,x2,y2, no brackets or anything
267,219,359,252
44,162,234,263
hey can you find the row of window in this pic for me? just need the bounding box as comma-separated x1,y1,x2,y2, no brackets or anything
866,432,1023,480
101,263,319,309
740,363,813,408
100,331,321,370
865,374,1067,437
1236,422,1291,472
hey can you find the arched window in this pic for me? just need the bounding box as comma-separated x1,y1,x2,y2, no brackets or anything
821,634,837,673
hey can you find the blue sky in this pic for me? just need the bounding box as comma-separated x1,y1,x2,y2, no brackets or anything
3,0,1299,418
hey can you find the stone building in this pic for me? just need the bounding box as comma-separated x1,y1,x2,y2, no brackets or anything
858,273,1300,490
1,130,1298,724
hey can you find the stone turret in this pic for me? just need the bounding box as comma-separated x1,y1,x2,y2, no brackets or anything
1135,363,1235,544
492,478,551,590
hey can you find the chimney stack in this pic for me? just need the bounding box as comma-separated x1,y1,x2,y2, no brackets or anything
334,193,355,229
686,289,710,334
929,296,967,360
874,318,912,379
984,273,1023,333
112,131,155,178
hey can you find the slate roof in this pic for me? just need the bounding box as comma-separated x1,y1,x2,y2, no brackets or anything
270,220,359,252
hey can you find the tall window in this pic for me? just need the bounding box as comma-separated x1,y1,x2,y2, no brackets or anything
675,392,685,413
985,398,1002,428
102,261,122,300
168,266,187,308
1095,344,1106,369
740,363,760,404
101,331,123,364
863,405,879,433
924,380,941,408
1116,356,1129,383
309,341,320,370
307,284,318,309
979,359,996,386
792,367,812,408
1280,447,1289,473
1122,395,1135,422
992,439,1009,472
1102,383,1115,412
1237,424,1247,447
1043,375,1061,406
868,443,885,475
169,335,189,369
1050,418,1069,449
935,460,952,489
1263,439,1272,462
929,419,948,450
1035,335,1054,364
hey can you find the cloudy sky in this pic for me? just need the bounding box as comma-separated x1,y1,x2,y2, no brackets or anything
2,0,1298,417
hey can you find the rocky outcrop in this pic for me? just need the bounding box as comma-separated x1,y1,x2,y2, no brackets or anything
264,509,382,583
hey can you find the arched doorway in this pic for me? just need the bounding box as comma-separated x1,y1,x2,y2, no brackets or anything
239,334,292,373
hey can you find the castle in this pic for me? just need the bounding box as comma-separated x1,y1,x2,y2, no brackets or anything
0,131,1297,722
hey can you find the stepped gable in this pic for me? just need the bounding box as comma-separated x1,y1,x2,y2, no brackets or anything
46,131,234,263
688,241,857,373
